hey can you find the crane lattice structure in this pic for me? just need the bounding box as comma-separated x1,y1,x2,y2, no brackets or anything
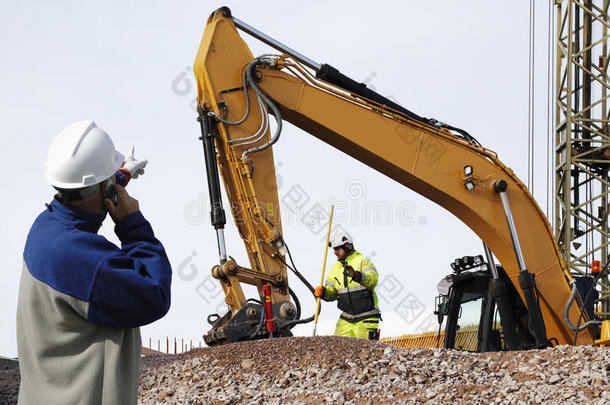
555,0,610,317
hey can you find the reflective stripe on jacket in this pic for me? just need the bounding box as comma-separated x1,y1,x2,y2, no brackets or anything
323,251,380,322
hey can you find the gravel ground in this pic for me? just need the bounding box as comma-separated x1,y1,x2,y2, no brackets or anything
0,368,19,405
138,336,610,404
2,336,610,404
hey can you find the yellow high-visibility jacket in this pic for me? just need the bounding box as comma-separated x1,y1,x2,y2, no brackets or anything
323,251,380,322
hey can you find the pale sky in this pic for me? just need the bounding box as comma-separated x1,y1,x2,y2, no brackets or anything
1,1,553,356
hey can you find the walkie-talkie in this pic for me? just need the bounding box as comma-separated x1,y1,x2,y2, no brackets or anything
104,179,118,207
340,258,354,309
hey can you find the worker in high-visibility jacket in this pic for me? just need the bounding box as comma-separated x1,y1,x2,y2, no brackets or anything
314,232,381,340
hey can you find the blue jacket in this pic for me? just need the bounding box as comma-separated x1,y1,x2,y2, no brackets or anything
23,198,172,328
17,199,172,405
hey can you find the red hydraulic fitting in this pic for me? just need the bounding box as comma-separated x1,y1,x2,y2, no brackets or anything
262,285,275,334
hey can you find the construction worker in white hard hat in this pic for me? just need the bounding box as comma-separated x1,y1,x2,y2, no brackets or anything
17,121,172,405
314,232,381,340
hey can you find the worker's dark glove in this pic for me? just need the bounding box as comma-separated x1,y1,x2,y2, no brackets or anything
344,265,362,283
314,286,326,299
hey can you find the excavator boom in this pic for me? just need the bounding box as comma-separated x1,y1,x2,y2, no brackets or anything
193,7,595,346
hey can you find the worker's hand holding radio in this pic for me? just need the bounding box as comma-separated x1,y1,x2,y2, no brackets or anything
343,265,362,283
104,183,140,223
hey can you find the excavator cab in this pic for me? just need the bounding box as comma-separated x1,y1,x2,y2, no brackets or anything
435,255,535,352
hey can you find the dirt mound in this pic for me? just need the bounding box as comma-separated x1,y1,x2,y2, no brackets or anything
2,337,609,404
0,368,19,405
138,336,610,404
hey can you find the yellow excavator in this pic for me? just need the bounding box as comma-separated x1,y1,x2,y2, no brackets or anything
192,7,607,350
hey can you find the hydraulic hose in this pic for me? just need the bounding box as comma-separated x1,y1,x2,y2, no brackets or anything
289,287,302,321
278,268,318,331
438,122,481,146
208,68,251,126
568,262,607,345
316,64,480,147
261,216,316,295
316,63,428,124
564,280,601,331
280,314,315,329
242,57,282,160
250,283,304,337
249,304,266,339
230,96,269,146
277,254,315,294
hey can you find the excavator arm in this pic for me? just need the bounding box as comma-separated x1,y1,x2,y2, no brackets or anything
193,7,595,346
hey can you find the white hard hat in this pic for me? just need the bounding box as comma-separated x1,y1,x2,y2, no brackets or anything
329,232,354,248
44,121,124,189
